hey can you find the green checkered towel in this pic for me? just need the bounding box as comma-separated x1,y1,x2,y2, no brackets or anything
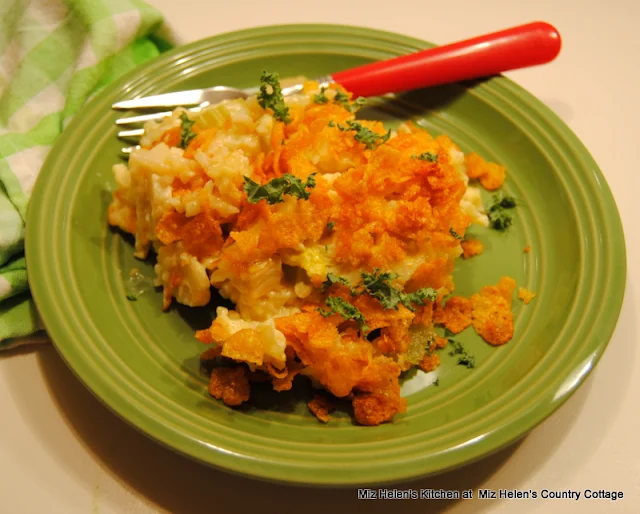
0,0,170,349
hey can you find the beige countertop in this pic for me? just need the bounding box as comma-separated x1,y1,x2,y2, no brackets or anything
1,0,638,512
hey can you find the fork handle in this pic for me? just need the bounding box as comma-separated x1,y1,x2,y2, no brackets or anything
330,21,561,98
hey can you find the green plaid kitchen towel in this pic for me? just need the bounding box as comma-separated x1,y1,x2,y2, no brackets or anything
0,0,169,349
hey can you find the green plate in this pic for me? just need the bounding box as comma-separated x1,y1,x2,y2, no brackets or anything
26,25,626,486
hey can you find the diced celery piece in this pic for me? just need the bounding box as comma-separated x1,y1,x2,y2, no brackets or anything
195,104,230,129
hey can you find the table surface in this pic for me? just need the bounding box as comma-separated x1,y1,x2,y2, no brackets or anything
2,0,638,512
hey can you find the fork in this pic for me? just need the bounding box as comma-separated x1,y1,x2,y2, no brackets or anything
114,21,561,155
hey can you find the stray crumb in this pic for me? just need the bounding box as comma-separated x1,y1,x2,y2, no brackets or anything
435,336,448,349
517,287,536,305
308,394,336,423
351,391,406,426
464,152,506,191
470,277,516,346
461,239,484,259
419,352,441,372
208,366,250,406
524,244,531,253
433,296,473,334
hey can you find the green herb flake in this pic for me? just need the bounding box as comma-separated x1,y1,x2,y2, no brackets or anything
458,354,476,369
178,112,197,149
332,91,367,112
403,287,438,308
500,196,517,208
412,151,438,162
333,89,351,109
321,273,351,292
337,120,391,150
433,378,440,386
448,340,476,369
318,297,369,333
313,87,329,104
243,173,316,204
359,269,436,311
328,120,336,127
126,293,138,301
351,97,368,111
326,221,335,231
320,269,436,312
257,70,291,124
449,228,463,240
488,193,517,231
359,269,403,308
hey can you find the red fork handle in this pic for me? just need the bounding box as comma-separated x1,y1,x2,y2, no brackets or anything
331,21,562,98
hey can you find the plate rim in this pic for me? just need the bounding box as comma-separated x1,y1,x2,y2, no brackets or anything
25,23,627,486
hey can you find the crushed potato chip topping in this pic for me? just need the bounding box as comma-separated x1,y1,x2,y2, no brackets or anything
208,366,251,406
108,75,524,425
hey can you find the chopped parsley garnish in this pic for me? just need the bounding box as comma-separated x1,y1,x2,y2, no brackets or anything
488,193,517,231
318,297,369,333
321,273,351,292
328,120,336,127
326,221,335,231
449,228,463,240
313,87,329,104
126,293,138,301
412,151,438,162
351,97,368,111
323,269,437,311
402,287,439,309
331,90,367,112
448,339,476,369
433,378,440,386
257,70,291,124
333,89,351,109
178,112,196,149
243,173,316,204
499,196,517,208
335,120,391,150
358,269,404,308
359,269,437,311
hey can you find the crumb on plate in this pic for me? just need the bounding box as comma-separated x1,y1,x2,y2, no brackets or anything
461,238,484,259
517,287,537,304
